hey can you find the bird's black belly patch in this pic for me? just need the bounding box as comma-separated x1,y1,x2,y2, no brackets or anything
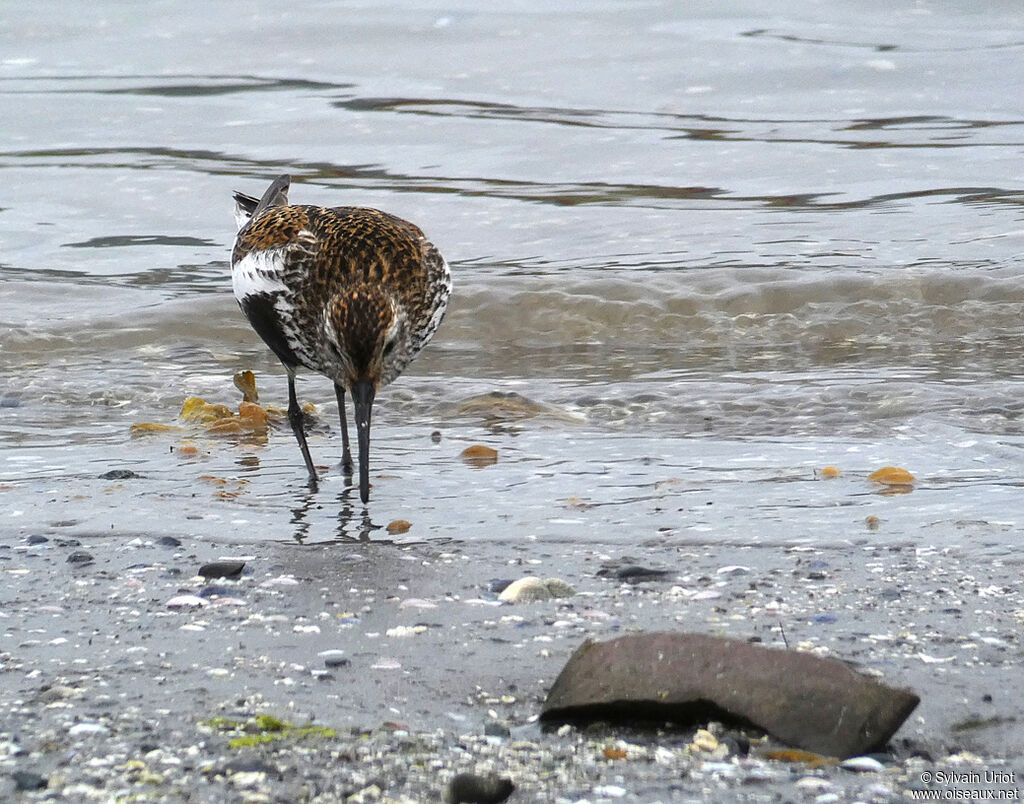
239,293,300,369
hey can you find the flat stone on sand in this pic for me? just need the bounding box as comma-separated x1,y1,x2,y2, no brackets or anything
541,632,920,759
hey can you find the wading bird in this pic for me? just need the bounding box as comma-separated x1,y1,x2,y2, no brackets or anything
231,174,450,503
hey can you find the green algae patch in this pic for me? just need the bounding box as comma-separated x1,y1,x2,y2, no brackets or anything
202,714,337,748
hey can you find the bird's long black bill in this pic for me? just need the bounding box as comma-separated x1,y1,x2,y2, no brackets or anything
352,379,375,504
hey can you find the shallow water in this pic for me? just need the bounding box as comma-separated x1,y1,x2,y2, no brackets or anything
3,1,1024,548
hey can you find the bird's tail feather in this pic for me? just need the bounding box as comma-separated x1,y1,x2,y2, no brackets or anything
232,174,291,231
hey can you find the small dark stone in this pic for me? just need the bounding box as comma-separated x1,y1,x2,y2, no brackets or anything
430,430,442,443
157,536,182,548
722,732,751,756
198,585,237,599
487,579,513,595
12,770,48,791
879,588,902,601
611,565,673,583
99,469,140,480
444,772,515,804
806,571,828,580
983,694,993,703
67,551,94,565
809,614,837,624
199,561,245,580
483,721,511,738
221,758,281,778
26,535,49,545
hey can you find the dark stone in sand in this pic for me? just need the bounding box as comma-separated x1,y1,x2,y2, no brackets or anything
199,560,245,580
541,632,920,759
157,536,182,548
483,721,511,738
66,551,94,565
199,585,237,599
12,770,48,791
444,772,515,804
487,579,513,595
26,535,48,545
612,565,674,583
221,758,281,778
596,558,674,583
99,469,140,480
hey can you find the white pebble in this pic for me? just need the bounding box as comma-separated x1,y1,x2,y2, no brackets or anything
166,594,207,609
261,575,299,587
840,755,886,773
68,722,109,737
795,777,832,792
399,598,437,610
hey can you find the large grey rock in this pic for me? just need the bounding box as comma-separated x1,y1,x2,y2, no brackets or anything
541,632,919,759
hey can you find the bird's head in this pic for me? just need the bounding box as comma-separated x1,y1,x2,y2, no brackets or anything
323,284,411,504
323,284,411,390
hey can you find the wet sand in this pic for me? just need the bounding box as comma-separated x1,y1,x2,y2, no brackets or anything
3,524,1024,802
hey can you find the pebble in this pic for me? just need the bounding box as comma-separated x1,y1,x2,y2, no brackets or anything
229,770,267,789
795,776,833,793
99,469,139,480
498,577,575,603
386,625,427,638
166,594,208,609
839,755,886,773
399,598,438,610
262,575,300,587
613,565,673,583
444,772,515,804
68,722,109,737
690,729,719,753
26,535,48,545
318,650,348,668
199,560,245,580
11,770,47,791
66,551,94,565
157,536,182,548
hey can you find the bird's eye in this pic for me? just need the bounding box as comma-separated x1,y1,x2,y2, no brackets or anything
382,338,396,358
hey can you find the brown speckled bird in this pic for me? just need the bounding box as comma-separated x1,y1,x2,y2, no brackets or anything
231,174,451,503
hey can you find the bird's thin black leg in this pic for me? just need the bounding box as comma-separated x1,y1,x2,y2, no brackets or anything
334,382,354,476
287,374,318,490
